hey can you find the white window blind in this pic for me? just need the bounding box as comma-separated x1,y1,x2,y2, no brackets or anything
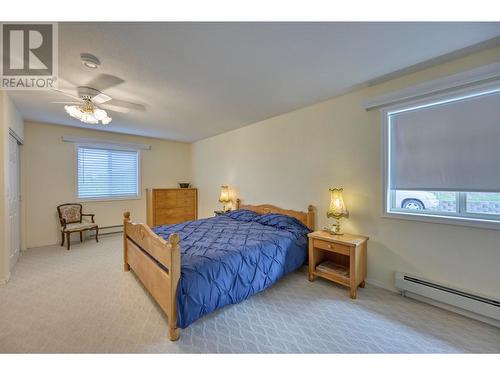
389,88,500,192
77,146,139,199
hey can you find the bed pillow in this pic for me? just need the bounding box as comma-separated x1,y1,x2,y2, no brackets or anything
223,209,261,222
252,213,311,236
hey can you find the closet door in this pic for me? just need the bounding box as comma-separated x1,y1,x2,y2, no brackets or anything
8,134,21,270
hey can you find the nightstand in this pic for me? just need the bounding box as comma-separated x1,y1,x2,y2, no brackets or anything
307,231,368,299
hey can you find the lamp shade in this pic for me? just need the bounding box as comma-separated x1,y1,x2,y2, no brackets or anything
218,185,230,203
327,188,348,218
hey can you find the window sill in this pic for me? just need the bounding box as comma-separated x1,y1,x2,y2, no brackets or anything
383,210,500,231
76,196,142,203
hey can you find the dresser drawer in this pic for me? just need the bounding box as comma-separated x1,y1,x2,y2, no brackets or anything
155,214,195,225
154,191,177,208
154,190,176,200
155,207,195,224
176,197,194,208
176,189,195,199
155,215,185,226
156,207,194,217
313,239,351,256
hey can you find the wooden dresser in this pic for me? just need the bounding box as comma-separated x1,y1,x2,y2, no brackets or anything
146,188,198,227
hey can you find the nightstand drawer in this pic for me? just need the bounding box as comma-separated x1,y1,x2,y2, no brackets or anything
314,239,351,256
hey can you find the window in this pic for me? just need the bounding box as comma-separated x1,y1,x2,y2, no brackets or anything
77,146,140,200
383,85,500,228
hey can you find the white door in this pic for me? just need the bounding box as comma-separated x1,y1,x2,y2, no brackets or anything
8,134,21,270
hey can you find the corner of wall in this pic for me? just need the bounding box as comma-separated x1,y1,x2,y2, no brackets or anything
366,277,398,293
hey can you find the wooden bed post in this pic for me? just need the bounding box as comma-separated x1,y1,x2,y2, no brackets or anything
122,211,182,341
307,205,315,230
123,212,131,272
167,232,181,341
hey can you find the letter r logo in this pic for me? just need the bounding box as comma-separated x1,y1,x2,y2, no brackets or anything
2,24,53,76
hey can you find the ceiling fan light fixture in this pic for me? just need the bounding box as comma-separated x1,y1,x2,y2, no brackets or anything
80,53,101,69
64,101,111,125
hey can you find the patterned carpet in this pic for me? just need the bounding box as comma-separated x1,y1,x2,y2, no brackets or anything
0,235,499,353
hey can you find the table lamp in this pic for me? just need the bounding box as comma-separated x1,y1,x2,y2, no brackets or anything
327,187,349,235
218,185,231,211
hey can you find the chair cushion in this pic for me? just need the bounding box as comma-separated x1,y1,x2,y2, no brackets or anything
63,223,98,232
59,205,82,223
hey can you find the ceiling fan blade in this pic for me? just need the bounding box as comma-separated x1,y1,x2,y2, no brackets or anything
105,99,146,112
100,104,130,114
86,74,124,91
50,101,82,104
51,87,81,101
92,93,112,104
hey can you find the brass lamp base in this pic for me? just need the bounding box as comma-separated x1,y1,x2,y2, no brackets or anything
324,217,344,235
323,228,344,235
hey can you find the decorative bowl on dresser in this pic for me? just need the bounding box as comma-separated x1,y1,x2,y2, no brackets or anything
307,231,368,299
146,188,198,227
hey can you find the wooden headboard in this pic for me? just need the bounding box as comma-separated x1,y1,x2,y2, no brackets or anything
236,199,315,230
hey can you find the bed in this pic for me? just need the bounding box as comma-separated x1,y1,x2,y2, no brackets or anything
123,199,315,341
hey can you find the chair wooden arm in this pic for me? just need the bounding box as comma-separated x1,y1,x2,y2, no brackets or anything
82,213,95,223
60,218,67,229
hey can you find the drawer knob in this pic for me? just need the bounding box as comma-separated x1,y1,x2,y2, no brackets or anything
328,244,333,249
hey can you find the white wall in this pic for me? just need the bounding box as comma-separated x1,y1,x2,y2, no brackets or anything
23,122,192,248
0,92,24,283
192,46,500,298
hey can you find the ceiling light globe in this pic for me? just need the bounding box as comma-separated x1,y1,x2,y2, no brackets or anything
94,108,107,120
81,113,98,124
102,116,112,125
65,105,82,119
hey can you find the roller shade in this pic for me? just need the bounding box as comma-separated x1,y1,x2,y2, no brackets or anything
77,146,139,199
389,90,500,192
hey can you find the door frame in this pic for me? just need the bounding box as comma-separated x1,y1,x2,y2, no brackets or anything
8,131,21,270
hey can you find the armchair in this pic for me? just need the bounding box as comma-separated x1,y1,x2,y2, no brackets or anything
57,203,99,250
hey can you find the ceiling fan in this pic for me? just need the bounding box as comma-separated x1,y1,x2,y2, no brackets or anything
50,73,145,125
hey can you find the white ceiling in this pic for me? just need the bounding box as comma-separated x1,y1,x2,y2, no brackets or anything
9,22,500,142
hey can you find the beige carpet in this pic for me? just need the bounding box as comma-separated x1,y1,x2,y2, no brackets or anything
0,235,499,353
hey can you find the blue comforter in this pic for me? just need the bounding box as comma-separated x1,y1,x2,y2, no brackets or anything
153,210,310,328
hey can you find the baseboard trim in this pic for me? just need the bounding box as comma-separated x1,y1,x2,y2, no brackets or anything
404,291,500,329
365,277,398,293
366,277,500,328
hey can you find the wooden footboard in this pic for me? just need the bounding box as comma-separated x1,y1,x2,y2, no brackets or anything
123,212,181,341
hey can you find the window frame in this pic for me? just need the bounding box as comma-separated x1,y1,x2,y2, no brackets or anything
381,81,500,230
74,143,142,202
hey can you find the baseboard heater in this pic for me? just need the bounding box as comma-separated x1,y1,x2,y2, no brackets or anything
88,224,123,238
395,272,500,328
